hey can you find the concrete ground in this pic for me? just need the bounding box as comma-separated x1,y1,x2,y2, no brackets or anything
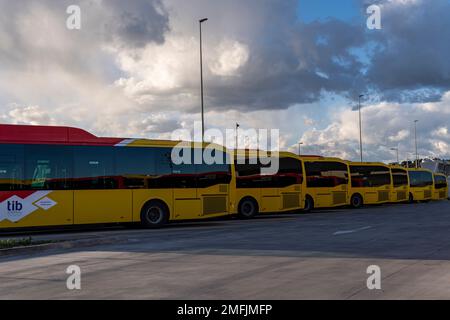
1,200,450,299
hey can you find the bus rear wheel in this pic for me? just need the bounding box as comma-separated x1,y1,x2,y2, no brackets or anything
304,195,314,213
140,201,169,228
238,198,258,219
350,194,363,209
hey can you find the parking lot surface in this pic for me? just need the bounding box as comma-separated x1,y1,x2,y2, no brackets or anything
1,201,450,299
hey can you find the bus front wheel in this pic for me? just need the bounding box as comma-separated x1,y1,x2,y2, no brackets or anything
238,198,259,219
350,194,363,209
140,201,169,228
304,195,314,213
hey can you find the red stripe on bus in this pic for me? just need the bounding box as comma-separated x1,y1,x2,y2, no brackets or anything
0,124,123,146
0,191,37,202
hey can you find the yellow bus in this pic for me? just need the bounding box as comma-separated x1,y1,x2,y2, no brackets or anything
234,151,304,218
348,162,392,208
0,124,235,229
301,157,350,211
407,168,433,202
389,165,410,203
433,173,448,201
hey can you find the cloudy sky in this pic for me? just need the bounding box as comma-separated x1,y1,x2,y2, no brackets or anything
0,0,449,162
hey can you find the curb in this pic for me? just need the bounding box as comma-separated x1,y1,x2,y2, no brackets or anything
0,236,130,257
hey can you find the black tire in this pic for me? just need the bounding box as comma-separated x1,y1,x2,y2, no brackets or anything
409,193,414,203
350,194,363,209
304,195,314,213
140,201,169,228
238,198,259,219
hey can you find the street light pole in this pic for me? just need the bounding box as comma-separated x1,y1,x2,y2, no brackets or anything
199,18,208,143
235,123,240,150
391,147,399,164
298,142,304,156
414,120,419,168
358,94,364,162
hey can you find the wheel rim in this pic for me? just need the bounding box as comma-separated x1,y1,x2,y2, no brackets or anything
241,201,254,216
353,197,360,207
146,206,163,224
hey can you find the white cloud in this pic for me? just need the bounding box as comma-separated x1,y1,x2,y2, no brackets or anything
210,40,249,76
295,92,450,162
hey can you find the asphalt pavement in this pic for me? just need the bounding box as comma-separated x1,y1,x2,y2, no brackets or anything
1,201,450,299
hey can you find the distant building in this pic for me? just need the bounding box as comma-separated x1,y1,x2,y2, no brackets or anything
421,158,450,176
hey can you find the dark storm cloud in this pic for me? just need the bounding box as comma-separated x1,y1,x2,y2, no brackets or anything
157,0,450,112
364,0,450,103
0,0,170,70
206,0,450,109
103,0,169,47
203,18,366,110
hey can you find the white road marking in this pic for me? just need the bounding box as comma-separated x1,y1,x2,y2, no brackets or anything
333,226,372,236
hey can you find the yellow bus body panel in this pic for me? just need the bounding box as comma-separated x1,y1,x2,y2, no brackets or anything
410,186,433,201
350,186,392,205
390,185,410,203
74,190,133,224
306,184,349,208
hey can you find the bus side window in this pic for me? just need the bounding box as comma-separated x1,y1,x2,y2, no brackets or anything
24,145,72,190
171,147,196,189
148,148,174,188
197,149,231,188
0,144,24,191
73,146,114,189
115,147,156,189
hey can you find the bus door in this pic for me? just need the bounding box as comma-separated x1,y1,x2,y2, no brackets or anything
260,157,281,212
170,148,201,220
197,148,231,217
73,146,132,224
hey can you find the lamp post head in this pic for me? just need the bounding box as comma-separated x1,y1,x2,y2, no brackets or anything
199,18,208,23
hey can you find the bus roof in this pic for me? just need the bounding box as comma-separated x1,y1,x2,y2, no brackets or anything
0,124,127,145
389,164,408,170
235,149,299,158
349,161,390,167
433,172,447,177
0,124,228,150
407,167,434,173
300,156,347,163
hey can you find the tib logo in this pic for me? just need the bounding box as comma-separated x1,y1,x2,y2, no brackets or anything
0,191,57,223
7,200,23,212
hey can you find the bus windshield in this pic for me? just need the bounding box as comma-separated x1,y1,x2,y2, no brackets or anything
434,175,448,189
305,161,348,188
391,168,408,187
409,171,433,187
350,165,391,188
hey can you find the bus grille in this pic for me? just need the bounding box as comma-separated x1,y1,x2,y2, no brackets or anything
424,190,432,199
397,191,407,201
219,185,228,193
332,192,347,205
203,196,227,215
378,191,389,202
282,193,300,209
440,191,446,199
